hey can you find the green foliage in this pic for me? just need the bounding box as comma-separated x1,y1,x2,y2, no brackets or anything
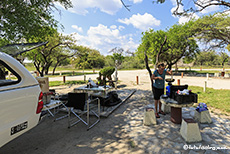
191,13,230,49
0,0,72,41
99,67,115,77
194,50,229,66
109,47,125,66
137,22,199,69
104,55,115,67
137,29,167,64
121,56,145,69
72,46,105,69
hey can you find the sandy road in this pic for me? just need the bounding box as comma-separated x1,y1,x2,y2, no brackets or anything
49,69,230,90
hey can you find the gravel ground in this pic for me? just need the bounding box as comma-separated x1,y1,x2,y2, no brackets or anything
1,70,230,154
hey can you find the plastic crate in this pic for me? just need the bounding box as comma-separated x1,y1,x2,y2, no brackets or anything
173,92,198,104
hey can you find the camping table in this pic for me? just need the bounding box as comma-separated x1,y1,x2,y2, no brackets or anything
73,85,113,98
70,85,113,130
160,96,194,124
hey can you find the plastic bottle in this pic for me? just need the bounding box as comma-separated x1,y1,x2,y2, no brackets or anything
166,85,171,97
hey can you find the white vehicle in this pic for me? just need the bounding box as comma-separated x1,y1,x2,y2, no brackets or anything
0,44,45,147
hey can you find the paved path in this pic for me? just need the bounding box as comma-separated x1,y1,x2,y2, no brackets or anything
49,70,230,90
124,90,230,154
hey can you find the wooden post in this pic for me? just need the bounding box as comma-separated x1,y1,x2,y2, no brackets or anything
181,72,183,78
84,75,86,81
136,76,139,85
93,69,95,73
200,67,202,71
72,71,74,76
63,76,66,83
204,81,207,92
177,79,180,85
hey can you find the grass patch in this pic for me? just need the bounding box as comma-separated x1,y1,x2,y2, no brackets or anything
49,80,86,87
188,86,230,113
128,139,136,148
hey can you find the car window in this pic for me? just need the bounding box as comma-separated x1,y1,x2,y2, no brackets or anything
0,60,21,87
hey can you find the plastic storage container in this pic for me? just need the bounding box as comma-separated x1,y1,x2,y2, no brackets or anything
173,92,198,104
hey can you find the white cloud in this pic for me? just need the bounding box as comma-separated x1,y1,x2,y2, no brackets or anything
118,13,161,31
71,25,83,33
110,25,117,29
63,0,122,15
118,26,125,30
129,0,143,4
71,24,139,55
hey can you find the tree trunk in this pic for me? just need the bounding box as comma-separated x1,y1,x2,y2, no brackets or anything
144,52,154,95
52,62,60,75
44,62,52,75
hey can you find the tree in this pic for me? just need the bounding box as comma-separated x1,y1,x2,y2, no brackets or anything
163,22,199,70
72,46,105,69
137,30,168,68
0,0,72,41
191,13,230,50
194,50,219,66
27,32,76,77
137,22,199,96
109,47,125,67
154,0,230,16
137,22,199,70
219,52,229,67
51,47,75,75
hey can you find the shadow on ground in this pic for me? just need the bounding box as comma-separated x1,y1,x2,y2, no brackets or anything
0,88,229,154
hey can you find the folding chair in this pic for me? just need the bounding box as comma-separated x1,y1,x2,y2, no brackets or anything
42,90,69,121
67,92,100,130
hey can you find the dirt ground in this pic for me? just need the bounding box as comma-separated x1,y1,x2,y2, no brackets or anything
1,70,230,154
0,85,149,154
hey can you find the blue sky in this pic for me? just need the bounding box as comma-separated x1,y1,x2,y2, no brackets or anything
53,0,222,55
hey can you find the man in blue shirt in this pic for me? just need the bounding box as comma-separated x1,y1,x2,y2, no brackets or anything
151,63,172,118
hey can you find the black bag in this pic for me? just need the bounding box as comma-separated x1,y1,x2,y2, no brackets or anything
94,91,122,107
